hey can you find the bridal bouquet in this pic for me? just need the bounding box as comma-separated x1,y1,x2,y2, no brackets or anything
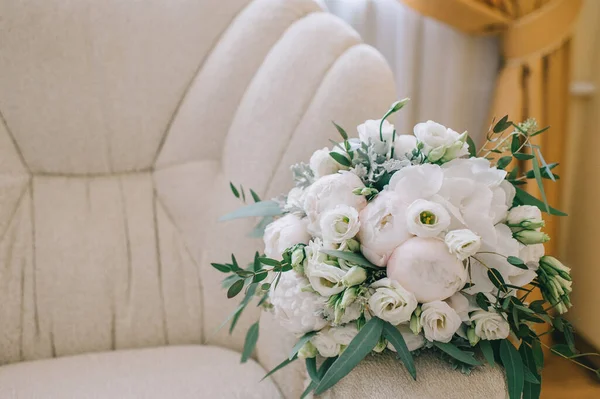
214,99,594,399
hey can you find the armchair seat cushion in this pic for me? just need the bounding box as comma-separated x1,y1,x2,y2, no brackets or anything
0,345,281,399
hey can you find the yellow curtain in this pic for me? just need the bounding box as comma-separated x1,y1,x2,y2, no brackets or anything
400,0,582,256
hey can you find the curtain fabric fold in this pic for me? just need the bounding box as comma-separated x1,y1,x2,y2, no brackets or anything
401,0,582,255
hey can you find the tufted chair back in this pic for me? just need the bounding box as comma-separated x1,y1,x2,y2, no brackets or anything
0,0,395,367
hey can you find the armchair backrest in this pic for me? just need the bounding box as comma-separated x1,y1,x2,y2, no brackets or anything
0,0,395,365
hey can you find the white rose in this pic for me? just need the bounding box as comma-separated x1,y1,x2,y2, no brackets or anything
263,214,310,260
388,164,444,204
304,172,367,236
519,243,544,269
387,237,467,302
368,278,418,325
445,229,481,260
357,191,412,267
420,300,462,342
413,120,468,162
320,205,360,244
311,328,340,357
406,199,451,237
305,261,346,297
357,119,395,143
310,147,346,178
285,187,306,211
387,324,426,352
393,135,417,160
470,310,510,340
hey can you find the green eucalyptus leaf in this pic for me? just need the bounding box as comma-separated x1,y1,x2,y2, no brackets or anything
530,126,550,137
241,322,260,363
227,279,245,298
259,257,281,267
210,263,231,273
493,115,511,133
500,339,525,399
488,268,508,293
332,121,349,140
513,153,535,160
229,182,240,198
305,357,319,382
514,187,566,216
289,332,317,360
262,355,298,381
531,339,544,372
531,150,550,213
511,134,521,153
250,189,261,203
433,342,481,366
479,340,495,366
497,156,513,170
329,151,352,167
507,256,527,269
382,321,416,380
467,135,477,157
314,317,384,395
300,357,337,399
319,249,380,270
220,200,283,221
476,292,490,311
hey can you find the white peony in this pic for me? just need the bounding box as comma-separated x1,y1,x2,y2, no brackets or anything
263,214,311,260
357,119,395,143
305,261,346,297
368,278,418,325
393,135,417,160
420,300,462,342
413,120,468,162
319,205,360,244
311,328,340,357
310,147,346,178
388,164,444,204
331,323,359,346
357,191,412,267
304,172,367,236
387,324,426,352
269,271,327,334
406,199,451,238
387,237,467,302
445,229,481,261
470,310,510,340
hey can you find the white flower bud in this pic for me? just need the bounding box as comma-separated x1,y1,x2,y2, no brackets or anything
514,229,550,245
444,229,482,261
467,326,480,346
298,341,318,359
410,313,422,335
341,266,367,287
507,205,545,230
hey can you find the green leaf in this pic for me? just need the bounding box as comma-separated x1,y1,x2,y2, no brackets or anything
241,322,260,363
332,121,348,140
382,321,416,380
493,115,511,133
227,279,245,298
314,317,384,395
433,342,482,366
513,152,535,160
497,156,513,170
531,150,550,213
329,151,352,167
229,182,240,198
514,187,567,216
250,189,261,203
253,270,269,283
262,355,298,381
531,339,544,372
523,366,540,384
500,340,525,399
210,263,231,273
258,257,281,267
319,249,380,270
240,184,246,202
511,134,521,153
507,256,527,270
289,332,317,360
467,135,477,157
305,357,319,382
476,292,490,311
551,344,576,358
220,200,283,221
300,357,337,399
530,126,550,137
479,340,495,366
488,268,508,293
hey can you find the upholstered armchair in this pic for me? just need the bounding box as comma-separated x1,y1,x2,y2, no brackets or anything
0,0,506,397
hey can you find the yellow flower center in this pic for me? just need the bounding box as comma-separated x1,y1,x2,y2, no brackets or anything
419,211,437,225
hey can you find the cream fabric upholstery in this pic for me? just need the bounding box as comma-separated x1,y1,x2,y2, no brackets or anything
0,345,281,399
0,0,506,397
